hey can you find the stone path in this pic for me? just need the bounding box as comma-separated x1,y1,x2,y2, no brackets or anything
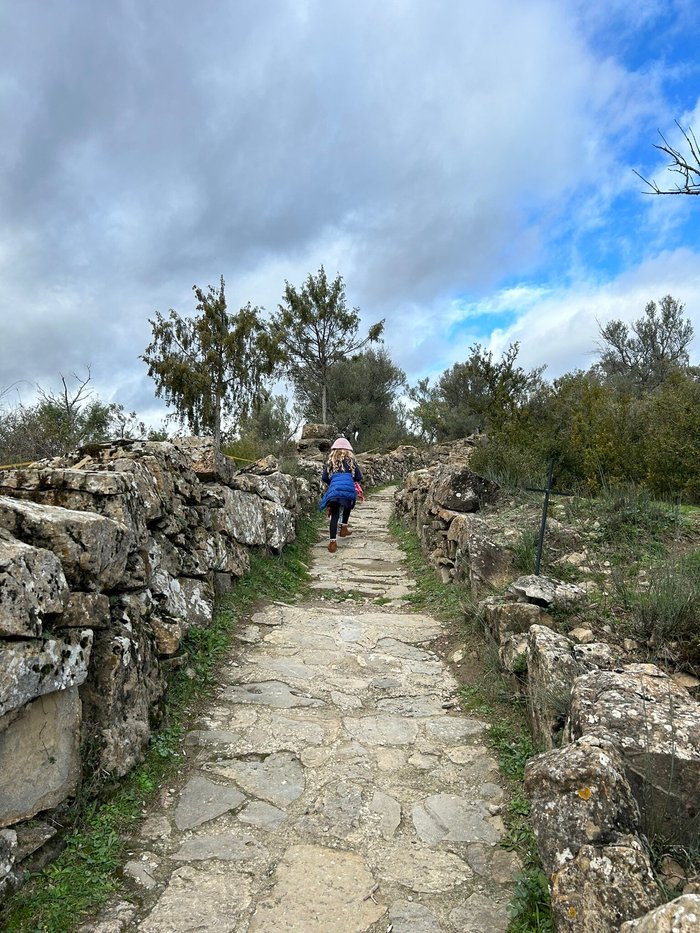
86,488,516,933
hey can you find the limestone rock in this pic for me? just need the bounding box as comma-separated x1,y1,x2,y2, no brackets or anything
59,592,111,629
0,630,93,717
151,572,213,630
223,490,267,546
620,894,700,931
248,843,383,932
426,465,498,513
140,864,252,933
526,625,578,749
13,820,57,861
550,834,663,932
0,687,82,827
460,515,515,592
172,436,237,484
79,623,163,777
0,532,68,637
572,641,620,672
174,775,246,830
239,455,281,476
261,498,296,551
568,664,700,847
524,735,640,877
0,495,129,590
508,574,587,609
480,597,548,644
0,829,17,894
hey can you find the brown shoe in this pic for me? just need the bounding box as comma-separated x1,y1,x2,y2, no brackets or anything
339,526,352,537
328,540,337,553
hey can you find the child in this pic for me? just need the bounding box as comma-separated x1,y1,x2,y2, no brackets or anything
319,437,363,553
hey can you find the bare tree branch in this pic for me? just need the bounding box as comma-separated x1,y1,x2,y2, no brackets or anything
636,122,700,196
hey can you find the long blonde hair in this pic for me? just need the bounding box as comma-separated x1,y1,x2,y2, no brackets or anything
327,449,355,474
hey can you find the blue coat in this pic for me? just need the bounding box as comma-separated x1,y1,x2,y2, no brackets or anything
319,467,360,511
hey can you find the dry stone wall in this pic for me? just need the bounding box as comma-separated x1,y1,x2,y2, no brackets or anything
0,437,315,895
393,454,700,932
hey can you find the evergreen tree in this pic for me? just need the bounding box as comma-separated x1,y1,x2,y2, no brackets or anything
272,266,384,424
142,277,279,451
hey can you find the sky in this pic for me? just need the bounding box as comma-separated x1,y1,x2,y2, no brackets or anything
1,0,699,425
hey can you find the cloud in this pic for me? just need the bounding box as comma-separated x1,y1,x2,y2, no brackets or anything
0,0,697,420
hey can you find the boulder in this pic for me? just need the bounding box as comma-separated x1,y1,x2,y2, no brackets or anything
526,625,578,749
172,436,237,484
0,829,17,895
524,736,640,877
568,664,700,847
79,623,163,777
426,465,498,513
0,465,150,548
297,423,337,458
550,834,663,932
148,571,213,633
0,631,93,717
59,592,111,629
508,574,587,609
239,455,280,475
222,490,267,546
620,894,700,932
480,597,548,645
0,532,69,637
0,496,129,591
228,473,299,510
455,515,515,592
572,642,620,672
0,687,83,827
262,500,296,552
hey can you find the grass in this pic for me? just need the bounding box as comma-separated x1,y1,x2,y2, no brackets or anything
0,512,322,933
612,550,700,666
388,514,470,625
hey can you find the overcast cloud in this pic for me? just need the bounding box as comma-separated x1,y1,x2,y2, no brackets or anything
1,0,699,422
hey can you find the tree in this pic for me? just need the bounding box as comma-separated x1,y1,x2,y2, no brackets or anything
0,370,117,463
142,277,279,451
317,348,407,451
228,392,299,461
637,123,700,196
595,295,694,393
408,343,545,442
272,266,384,424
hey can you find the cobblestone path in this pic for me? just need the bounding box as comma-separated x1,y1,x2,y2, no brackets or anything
88,488,516,932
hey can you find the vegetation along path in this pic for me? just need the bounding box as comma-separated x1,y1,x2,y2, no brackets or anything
85,488,514,932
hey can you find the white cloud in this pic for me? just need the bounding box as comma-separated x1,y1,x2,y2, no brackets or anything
0,0,696,417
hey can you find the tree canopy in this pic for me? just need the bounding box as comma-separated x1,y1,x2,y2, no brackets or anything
408,343,544,442
271,266,384,424
0,370,139,464
594,295,694,393
142,277,279,451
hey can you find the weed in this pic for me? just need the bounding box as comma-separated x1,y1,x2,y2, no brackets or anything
612,552,700,666
318,589,367,602
0,511,322,933
510,526,540,575
389,515,470,626
508,867,556,933
488,719,537,782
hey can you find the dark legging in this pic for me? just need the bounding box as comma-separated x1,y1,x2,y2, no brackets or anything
329,503,351,539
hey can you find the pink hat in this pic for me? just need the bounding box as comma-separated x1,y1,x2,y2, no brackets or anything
331,437,353,451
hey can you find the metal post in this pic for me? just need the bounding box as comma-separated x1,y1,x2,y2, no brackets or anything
535,458,554,575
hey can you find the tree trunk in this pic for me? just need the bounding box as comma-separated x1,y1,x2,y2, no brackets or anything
321,382,327,425
213,388,221,454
